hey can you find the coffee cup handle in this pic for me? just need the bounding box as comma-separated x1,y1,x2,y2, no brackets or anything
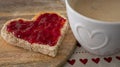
76,24,109,50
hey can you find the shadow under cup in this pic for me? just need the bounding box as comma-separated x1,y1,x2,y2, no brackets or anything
65,0,120,56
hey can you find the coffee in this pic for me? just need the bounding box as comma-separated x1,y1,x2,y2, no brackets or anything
71,0,120,22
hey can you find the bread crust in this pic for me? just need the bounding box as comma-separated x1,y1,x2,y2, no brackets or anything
1,12,68,57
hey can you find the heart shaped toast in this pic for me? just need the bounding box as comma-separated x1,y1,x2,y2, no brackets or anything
1,12,68,57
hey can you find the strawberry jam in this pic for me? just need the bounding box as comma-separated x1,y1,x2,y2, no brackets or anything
7,13,66,46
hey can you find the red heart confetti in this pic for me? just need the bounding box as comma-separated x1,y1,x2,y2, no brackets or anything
92,58,100,64
67,59,76,65
104,57,112,63
80,58,88,64
116,56,120,60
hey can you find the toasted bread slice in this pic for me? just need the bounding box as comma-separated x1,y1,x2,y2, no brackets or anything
1,12,68,57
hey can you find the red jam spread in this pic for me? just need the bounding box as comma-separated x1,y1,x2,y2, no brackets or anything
7,13,66,46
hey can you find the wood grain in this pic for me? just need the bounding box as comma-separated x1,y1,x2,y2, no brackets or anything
0,0,76,67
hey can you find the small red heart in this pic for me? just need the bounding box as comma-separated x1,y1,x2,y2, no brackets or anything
80,58,88,64
92,58,100,64
104,57,112,63
116,56,120,60
67,59,76,65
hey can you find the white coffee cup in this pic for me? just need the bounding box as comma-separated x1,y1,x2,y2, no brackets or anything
65,0,120,55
